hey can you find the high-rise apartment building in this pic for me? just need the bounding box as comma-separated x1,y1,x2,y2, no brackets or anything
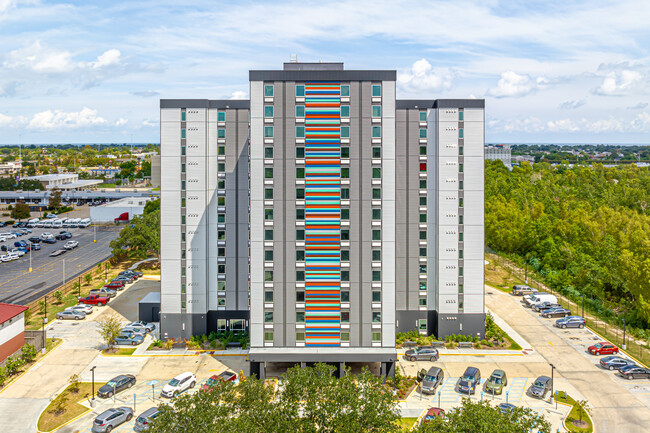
160,62,485,378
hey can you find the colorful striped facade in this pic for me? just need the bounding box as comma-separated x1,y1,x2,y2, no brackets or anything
304,82,341,346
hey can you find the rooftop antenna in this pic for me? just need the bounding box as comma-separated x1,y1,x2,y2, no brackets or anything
290,54,298,63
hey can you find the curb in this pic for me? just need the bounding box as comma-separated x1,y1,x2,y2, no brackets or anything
0,338,63,395
559,399,594,433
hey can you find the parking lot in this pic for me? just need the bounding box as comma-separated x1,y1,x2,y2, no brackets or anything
0,225,121,304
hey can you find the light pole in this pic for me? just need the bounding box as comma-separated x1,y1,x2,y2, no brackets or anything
550,364,555,408
93,224,96,243
622,319,627,350
581,295,584,318
78,276,81,297
90,366,97,407
42,295,47,353
28,240,32,272
62,259,66,290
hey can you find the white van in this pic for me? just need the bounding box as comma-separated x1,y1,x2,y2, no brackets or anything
27,218,39,228
42,220,53,228
52,219,63,229
4,252,20,261
35,220,45,228
525,294,558,308
79,218,91,228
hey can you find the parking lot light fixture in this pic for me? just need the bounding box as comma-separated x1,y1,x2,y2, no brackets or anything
550,364,555,407
623,319,627,350
90,366,97,406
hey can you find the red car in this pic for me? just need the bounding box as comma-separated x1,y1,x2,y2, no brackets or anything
201,371,238,391
588,342,619,356
104,281,124,290
422,407,445,423
78,294,110,306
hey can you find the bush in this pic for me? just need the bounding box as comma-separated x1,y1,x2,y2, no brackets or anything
0,367,6,386
21,343,37,363
4,355,24,376
151,339,163,348
7,205,12,210
480,339,488,346
68,374,81,393
53,291,63,304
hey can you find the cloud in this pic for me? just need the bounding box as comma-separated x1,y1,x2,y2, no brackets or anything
491,112,650,134
593,63,645,96
487,71,548,98
627,102,647,110
91,49,121,69
4,40,74,73
141,119,158,127
0,80,21,97
230,90,247,100
559,99,585,109
131,90,160,97
28,107,107,129
0,112,27,127
115,118,128,126
397,59,453,92
0,0,17,15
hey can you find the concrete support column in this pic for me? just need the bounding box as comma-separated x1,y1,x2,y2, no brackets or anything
338,362,345,378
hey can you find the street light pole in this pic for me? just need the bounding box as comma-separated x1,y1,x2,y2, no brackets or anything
581,295,584,318
622,319,627,350
28,241,32,272
90,366,97,407
78,276,81,297
63,259,66,290
550,364,555,408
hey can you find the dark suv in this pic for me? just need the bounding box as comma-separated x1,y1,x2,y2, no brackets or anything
420,367,444,395
404,346,439,362
457,367,481,395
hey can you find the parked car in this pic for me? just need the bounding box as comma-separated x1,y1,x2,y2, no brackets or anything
485,369,507,395
27,236,41,243
97,375,137,398
404,346,439,362
422,407,445,423
129,320,155,332
113,333,144,346
104,281,125,290
600,356,636,371
42,238,57,244
9,248,25,257
541,307,571,318
134,407,160,432
528,376,552,399
40,232,54,239
619,365,650,380
78,294,110,306
49,249,66,257
554,316,585,329
122,324,149,335
588,342,619,356
457,367,481,395
56,310,86,320
89,287,117,298
532,301,560,312
202,371,238,391
121,329,146,339
91,407,134,433
56,232,72,240
64,240,79,249
30,243,41,251
420,367,444,395
120,269,142,278
498,403,517,414
161,372,197,398
65,304,93,315
112,275,134,284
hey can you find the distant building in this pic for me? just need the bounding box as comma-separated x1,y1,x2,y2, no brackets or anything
150,155,161,187
0,303,28,362
485,144,511,167
0,161,21,175
22,174,102,191
87,168,120,179
89,196,156,222
512,155,535,165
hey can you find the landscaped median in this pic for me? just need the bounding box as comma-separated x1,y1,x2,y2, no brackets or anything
556,391,594,433
37,381,107,432
0,338,62,394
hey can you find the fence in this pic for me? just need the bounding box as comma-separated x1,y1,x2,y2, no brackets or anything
489,252,650,366
24,329,47,352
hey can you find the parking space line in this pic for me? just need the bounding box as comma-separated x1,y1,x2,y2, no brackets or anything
506,377,528,403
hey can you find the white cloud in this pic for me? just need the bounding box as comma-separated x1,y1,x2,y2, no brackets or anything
230,90,247,100
397,59,453,93
29,107,107,129
142,119,158,127
487,71,548,98
0,112,27,126
0,80,20,97
559,99,585,109
628,102,648,110
491,112,650,134
546,119,581,132
593,69,643,96
115,118,128,126
0,0,17,14
4,41,74,73
131,90,159,97
91,49,121,69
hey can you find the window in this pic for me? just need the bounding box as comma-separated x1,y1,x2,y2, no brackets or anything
372,188,381,199
420,231,427,240
264,229,273,241
218,264,225,273
419,264,426,274
264,291,274,302
264,312,273,323
372,270,381,281
419,213,426,223
264,126,274,138
341,271,349,282
341,147,350,158
341,126,350,138
459,146,464,156
420,197,427,206
459,215,463,225
296,147,305,158
420,247,426,257
459,128,463,138
420,163,427,172
265,188,273,199
296,85,305,97
181,111,186,121
264,106,274,118
264,250,273,261
264,85,274,97
419,111,427,122
419,298,427,307
341,229,350,241
218,179,225,189
296,291,305,302
264,271,274,281
372,332,381,342
419,282,427,291
231,319,245,332
264,147,274,158
341,312,350,323
341,188,350,199
372,167,381,178
296,312,305,323
296,126,305,138
296,250,305,261
341,105,350,117
217,319,226,331
372,229,381,241
372,291,381,302
218,247,226,257
181,215,186,224
218,163,225,171
341,208,350,220
372,126,381,138
341,167,350,179
264,332,274,342
459,232,463,242
419,319,427,331
459,181,463,190
296,271,304,281
181,250,186,259
459,198,463,207
372,147,381,158
296,209,305,220
341,291,350,302
459,249,463,259
372,312,381,323
218,231,225,240
296,332,305,342
341,250,350,261
372,105,381,118
296,188,305,199
181,145,186,156
181,232,186,241
341,332,350,341
181,181,186,190
218,282,225,292
218,129,226,139
218,146,225,155
296,105,305,118
181,129,186,139
181,198,186,208
181,267,186,276
296,229,305,240
458,284,464,294
459,267,464,276
419,129,427,139
372,250,381,261
264,209,273,220
459,163,463,173
372,85,381,97
341,85,350,97
218,112,225,122
296,167,305,179
372,209,381,220
459,111,464,121
265,168,273,179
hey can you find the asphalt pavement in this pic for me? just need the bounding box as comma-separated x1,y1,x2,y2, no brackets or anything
0,225,121,304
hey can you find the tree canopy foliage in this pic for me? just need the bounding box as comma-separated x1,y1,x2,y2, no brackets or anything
486,160,650,328
0,177,45,191
110,208,160,259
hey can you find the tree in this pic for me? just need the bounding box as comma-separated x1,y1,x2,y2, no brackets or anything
17,179,45,191
68,374,81,393
84,273,92,286
97,313,123,350
11,201,30,221
21,343,37,363
53,291,63,304
48,187,62,210
110,209,160,259
148,363,401,433
48,390,69,415
4,355,25,376
414,398,551,433
140,160,152,177
574,399,592,424
144,198,160,215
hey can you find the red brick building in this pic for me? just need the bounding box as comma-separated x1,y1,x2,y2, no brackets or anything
0,303,28,362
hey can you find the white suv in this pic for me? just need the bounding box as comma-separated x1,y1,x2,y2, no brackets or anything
161,372,196,398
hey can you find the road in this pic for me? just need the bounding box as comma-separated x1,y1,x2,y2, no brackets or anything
486,285,650,432
0,225,121,304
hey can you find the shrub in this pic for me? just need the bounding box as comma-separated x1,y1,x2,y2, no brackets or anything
4,355,24,376
480,339,488,346
48,390,69,415
0,367,6,386
84,274,92,285
53,291,63,304
163,339,174,350
151,339,163,348
21,343,37,363
68,374,81,393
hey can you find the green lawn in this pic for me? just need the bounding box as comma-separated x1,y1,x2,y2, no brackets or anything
397,417,418,431
101,347,136,356
556,392,593,433
37,382,106,432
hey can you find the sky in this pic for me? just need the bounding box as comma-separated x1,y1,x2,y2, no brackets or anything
0,0,649,144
